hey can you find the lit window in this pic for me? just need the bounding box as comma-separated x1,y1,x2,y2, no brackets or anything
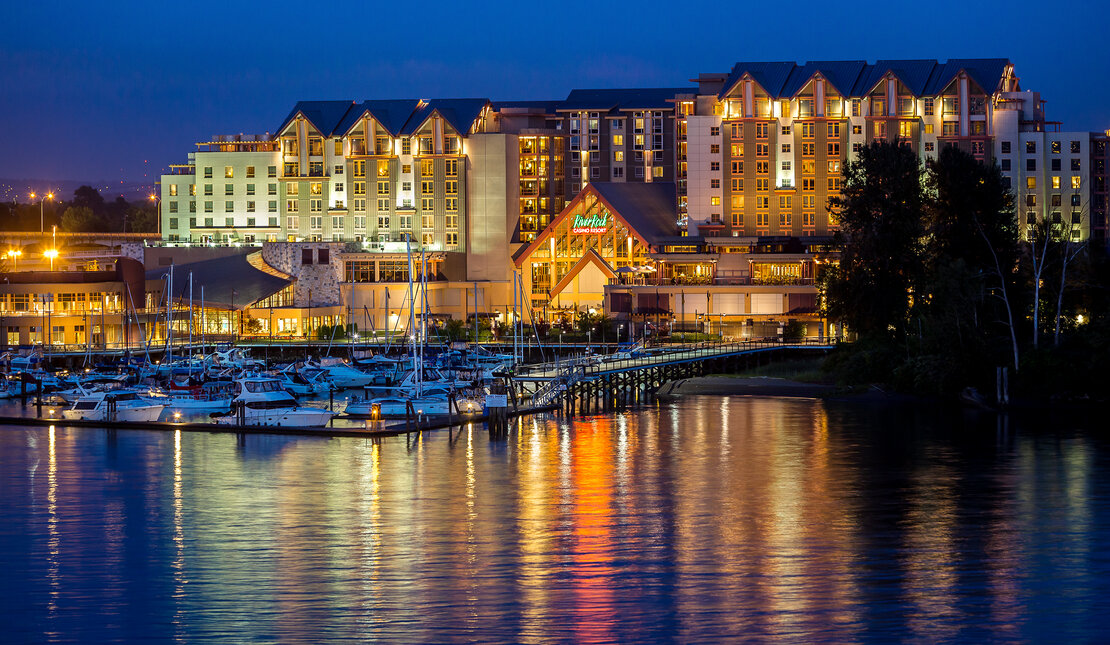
1026,177,1036,190
1072,176,1082,189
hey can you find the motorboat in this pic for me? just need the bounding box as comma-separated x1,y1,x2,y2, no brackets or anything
274,364,333,397
344,385,482,418
212,376,335,427
141,379,234,414
304,358,373,388
61,390,166,422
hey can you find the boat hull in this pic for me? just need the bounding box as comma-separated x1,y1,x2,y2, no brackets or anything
61,404,166,422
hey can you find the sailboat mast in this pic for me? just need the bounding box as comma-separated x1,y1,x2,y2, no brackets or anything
166,263,173,366
188,271,194,356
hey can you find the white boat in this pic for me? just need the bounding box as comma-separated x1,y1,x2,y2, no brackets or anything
345,385,482,418
141,380,234,414
306,358,373,388
61,390,166,422
212,376,335,427
274,364,333,397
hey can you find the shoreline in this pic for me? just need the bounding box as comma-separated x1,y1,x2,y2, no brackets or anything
656,376,838,400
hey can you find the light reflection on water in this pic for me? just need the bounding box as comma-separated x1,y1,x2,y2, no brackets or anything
2,397,1109,642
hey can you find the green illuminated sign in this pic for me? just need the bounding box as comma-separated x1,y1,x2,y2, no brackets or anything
571,210,610,234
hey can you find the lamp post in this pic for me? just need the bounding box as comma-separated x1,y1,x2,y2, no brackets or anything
43,249,58,271
149,193,160,237
30,192,54,233
6,249,21,270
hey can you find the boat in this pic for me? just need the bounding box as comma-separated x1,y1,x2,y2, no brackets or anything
61,390,166,422
211,376,335,427
274,364,333,397
304,358,373,388
141,379,235,414
344,385,482,418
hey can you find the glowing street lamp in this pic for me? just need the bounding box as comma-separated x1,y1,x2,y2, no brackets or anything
30,191,54,233
5,249,22,270
149,193,160,236
43,249,58,270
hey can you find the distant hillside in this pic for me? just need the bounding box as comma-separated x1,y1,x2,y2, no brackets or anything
0,178,157,204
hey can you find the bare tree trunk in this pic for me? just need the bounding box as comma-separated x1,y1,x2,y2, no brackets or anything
1028,224,1051,350
1054,241,1086,346
977,221,1019,372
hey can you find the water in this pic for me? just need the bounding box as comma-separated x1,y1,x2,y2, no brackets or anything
2,396,1108,642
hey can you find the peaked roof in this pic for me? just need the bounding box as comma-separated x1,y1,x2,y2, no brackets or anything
401,99,489,136
334,99,421,136
924,58,1011,95
781,61,868,97
559,88,694,113
852,59,940,96
718,62,797,99
276,100,356,137
715,59,1013,100
514,182,679,267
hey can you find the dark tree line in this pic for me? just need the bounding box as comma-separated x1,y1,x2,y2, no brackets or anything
821,140,1109,401
0,185,157,233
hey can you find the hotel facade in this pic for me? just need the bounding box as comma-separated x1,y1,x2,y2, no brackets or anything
143,58,1107,340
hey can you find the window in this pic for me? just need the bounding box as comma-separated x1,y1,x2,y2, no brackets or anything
1052,194,1062,207
971,141,985,155
1027,159,1037,172
446,231,458,247
204,184,213,196
286,200,299,212
854,142,864,153
1072,176,1082,189
310,199,322,213
169,217,178,228
1027,141,1037,154
923,98,934,116
709,126,720,136
852,125,862,135
269,200,278,212
1052,141,1062,154
1071,140,1081,154
827,123,841,138
802,123,815,139
204,201,213,213
1001,141,1011,154
710,144,720,154
755,123,768,138
268,165,277,178
1072,158,1082,171
204,217,213,227
203,167,213,178
710,161,720,171
851,99,861,117
828,143,840,157
781,161,791,172
335,165,343,175
1052,159,1061,172
923,124,933,134
653,166,663,178
310,216,322,229
247,201,255,212
1027,178,1037,190
590,167,600,179
169,202,178,213
1001,159,1010,171
225,183,234,195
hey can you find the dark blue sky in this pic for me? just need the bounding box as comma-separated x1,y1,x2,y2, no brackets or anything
1,0,1107,190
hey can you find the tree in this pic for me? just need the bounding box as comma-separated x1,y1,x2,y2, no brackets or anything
823,140,925,341
125,206,157,233
443,318,466,341
60,206,104,232
72,186,106,214
925,146,1020,371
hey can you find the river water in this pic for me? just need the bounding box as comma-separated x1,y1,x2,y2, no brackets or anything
1,396,1108,642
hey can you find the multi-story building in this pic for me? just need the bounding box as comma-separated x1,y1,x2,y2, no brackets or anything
676,59,1098,244
1089,131,1108,245
555,88,692,198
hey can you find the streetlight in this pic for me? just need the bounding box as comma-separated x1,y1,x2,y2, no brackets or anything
30,192,54,233
43,249,58,271
149,193,160,237
5,249,21,270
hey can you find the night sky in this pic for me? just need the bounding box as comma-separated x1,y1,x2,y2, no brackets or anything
1,0,1107,190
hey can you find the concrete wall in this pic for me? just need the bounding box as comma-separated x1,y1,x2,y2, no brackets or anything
466,134,515,282
261,242,345,306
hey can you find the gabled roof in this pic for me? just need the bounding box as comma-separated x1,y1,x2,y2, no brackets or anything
491,99,562,113
400,99,489,136
548,248,616,299
334,99,421,137
514,182,679,267
145,252,292,310
718,62,797,99
591,182,678,243
559,88,694,113
780,61,868,97
852,60,940,96
276,101,356,137
924,58,1011,95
